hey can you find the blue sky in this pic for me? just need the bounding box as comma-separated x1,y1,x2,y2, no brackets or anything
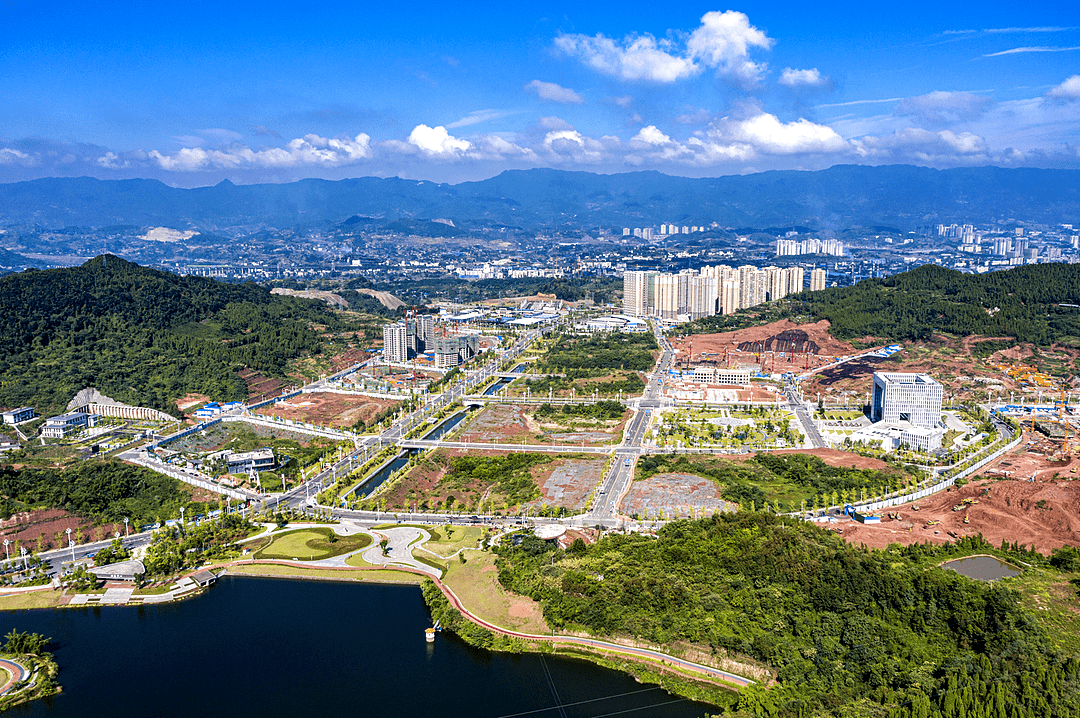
1,0,1079,186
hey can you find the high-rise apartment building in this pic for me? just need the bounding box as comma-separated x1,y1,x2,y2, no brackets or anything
809,268,826,292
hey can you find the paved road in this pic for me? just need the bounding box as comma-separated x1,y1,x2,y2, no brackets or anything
362,527,440,576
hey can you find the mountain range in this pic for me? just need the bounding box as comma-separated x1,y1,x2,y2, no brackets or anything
1,165,1078,232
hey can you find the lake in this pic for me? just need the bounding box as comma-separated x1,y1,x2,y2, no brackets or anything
5,576,718,718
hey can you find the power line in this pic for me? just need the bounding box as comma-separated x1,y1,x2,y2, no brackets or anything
538,653,568,718
493,687,662,718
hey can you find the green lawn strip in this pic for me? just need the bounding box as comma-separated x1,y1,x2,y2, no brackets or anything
0,591,61,610
228,563,425,584
255,528,371,561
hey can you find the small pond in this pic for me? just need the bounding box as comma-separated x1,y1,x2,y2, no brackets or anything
941,555,1021,581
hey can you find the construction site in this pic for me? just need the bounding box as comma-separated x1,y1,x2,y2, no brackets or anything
670,320,854,378
837,477,1080,555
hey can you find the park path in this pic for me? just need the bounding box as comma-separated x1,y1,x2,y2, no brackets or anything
0,658,27,696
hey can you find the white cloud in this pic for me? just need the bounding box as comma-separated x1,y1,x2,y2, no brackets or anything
983,45,1080,57
851,127,999,165
555,10,771,84
148,133,373,171
705,112,850,155
525,80,584,104
540,128,616,164
0,148,32,165
896,91,992,125
539,116,574,131
447,109,514,129
627,125,694,163
554,33,697,82
779,67,827,87
685,10,772,83
613,96,633,108
407,125,472,158
1047,75,1080,100
985,26,1077,34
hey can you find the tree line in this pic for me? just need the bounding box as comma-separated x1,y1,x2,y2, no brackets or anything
493,512,1080,718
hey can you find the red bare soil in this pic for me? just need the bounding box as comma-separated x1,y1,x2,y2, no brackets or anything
672,320,856,361
0,509,128,550
239,368,287,404
255,392,399,428
839,478,1080,555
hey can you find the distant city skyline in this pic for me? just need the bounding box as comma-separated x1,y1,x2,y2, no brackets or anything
1,0,1078,186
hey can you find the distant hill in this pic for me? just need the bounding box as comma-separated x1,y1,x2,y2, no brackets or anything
0,256,338,415
794,263,1080,346
1,165,1077,231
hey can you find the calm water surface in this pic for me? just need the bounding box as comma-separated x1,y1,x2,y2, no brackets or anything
942,555,1021,581
7,576,717,718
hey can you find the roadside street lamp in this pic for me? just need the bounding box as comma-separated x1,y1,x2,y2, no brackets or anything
180,507,185,524
21,547,27,572
2,539,7,563
124,517,129,537
69,539,75,564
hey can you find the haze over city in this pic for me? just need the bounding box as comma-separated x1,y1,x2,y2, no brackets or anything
2,0,1079,185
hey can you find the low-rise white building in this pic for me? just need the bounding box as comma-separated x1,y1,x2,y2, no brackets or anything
1,407,35,425
41,411,99,439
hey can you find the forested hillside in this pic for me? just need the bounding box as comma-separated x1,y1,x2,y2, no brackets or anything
0,256,338,414
495,512,1080,718
795,263,1080,345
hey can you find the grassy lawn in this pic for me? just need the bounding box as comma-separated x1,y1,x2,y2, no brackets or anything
419,525,484,558
229,563,425,584
442,551,549,635
0,590,61,610
255,528,371,561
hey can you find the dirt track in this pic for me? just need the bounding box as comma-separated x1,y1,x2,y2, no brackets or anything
839,478,1080,554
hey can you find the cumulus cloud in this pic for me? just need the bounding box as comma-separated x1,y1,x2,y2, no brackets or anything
406,125,472,158
525,80,584,104
382,126,534,163
627,125,695,163
851,127,999,165
148,133,373,171
895,91,992,125
1047,75,1080,100
685,10,773,83
555,10,771,84
779,67,828,87
703,112,850,155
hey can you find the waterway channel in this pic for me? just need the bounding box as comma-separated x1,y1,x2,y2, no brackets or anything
9,577,716,717
352,408,472,498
